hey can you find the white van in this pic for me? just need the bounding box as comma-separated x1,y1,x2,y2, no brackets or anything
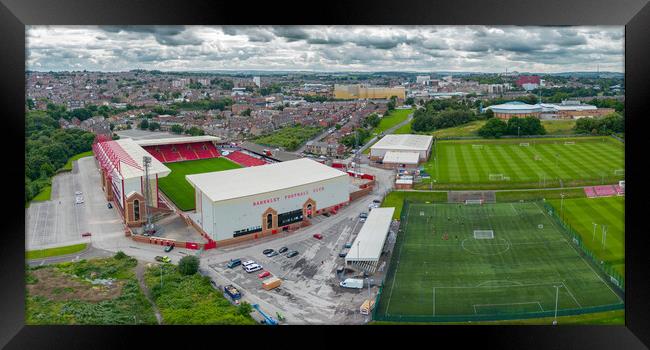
339,278,364,289
244,264,263,273
242,260,256,267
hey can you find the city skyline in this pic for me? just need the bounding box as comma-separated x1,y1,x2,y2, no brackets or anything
26,26,624,73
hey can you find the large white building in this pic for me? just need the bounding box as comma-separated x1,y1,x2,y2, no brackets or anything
93,138,171,226
369,134,434,164
186,158,350,243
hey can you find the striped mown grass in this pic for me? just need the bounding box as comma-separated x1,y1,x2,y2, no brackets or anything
424,137,623,189
158,158,241,211
548,196,624,277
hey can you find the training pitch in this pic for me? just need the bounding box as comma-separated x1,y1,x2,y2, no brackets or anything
549,196,624,277
374,201,623,322
425,137,624,188
158,158,241,211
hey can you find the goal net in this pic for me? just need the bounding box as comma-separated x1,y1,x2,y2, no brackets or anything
519,143,530,147
465,199,483,205
472,144,484,149
474,230,494,239
489,174,504,181
614,169,625,176
564,141,575,145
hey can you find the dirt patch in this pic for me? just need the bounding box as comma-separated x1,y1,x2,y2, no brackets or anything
27,268,123,302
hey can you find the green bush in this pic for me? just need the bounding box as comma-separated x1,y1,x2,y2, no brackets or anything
178,256,199,276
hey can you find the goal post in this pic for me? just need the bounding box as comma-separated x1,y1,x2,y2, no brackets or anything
472,144,484,149
614,169,625,176
465,199,484,205
519,142,530,147
564,141,575,145
473,230,494,239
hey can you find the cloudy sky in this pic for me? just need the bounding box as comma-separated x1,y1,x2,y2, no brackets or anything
26,26,624,73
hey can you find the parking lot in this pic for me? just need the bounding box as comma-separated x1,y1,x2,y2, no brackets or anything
200,167,400,324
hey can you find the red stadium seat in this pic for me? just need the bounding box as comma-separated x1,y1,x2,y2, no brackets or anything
225,151,268,167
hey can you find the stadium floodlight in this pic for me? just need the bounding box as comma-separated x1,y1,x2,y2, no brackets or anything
553,285,561,325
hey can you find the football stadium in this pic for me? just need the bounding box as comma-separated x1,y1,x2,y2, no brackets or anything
373,201,624,322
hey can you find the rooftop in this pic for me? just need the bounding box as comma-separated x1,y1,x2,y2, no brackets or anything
382,151,420,165
345,207,395,262
94,138,170,180
371,134,433,152
135,135,220,147
186,158,349,202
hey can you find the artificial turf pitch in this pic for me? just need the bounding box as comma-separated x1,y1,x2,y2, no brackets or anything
425,137,624,188
375,202,623,321
548,196,625,277
158,158,241,211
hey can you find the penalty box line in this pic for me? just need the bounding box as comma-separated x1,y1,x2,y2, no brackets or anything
473,301,544,314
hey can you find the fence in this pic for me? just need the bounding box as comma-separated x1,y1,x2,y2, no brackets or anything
435,133,595,141
542,202,625,291
371,200,625,323
610,134,625,143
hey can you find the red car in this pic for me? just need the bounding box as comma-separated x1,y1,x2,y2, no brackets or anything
313,233,323,240
81,232,92,237
258,271,271,279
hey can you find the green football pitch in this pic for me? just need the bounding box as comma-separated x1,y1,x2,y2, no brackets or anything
424,137,624,189
158,158,241,211
548,196,624,277
374,202,623,322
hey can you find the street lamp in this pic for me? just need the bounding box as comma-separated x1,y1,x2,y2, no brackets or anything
553,285,561,325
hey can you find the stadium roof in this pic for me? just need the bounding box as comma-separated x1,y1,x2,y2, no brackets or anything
382,151,420,165
186,158,349,202
94,138,170,180
485,102,543,113
370,134,433,152
135,135,220,147
345,207,395,263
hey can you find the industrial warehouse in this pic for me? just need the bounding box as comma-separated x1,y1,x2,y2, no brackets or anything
185,158,351,244
369,134,434,168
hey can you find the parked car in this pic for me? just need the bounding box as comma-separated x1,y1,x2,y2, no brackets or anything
81,232,92,237
226,259,242,268
373,199,381,204
323,212,331,217
75,191,82,196
161,256,171,263
155,256,164,262
75,197,84,204
359,212,368,219
242,260,256,267
278,247,288,253
344,242,353,249
164,245,174,253
266,251,279,257
286,251,299,258
244,264,263,273
339,250,348,258
313,233,323,240
107,202,113,209
262,249,274,255
360,218,366,223
258,271,271,279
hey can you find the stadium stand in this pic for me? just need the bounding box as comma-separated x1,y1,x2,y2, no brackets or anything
584,186,597,198
143,141,220,163
584,185,621,198
225,151,268,167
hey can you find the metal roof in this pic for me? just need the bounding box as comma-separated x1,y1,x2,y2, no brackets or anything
93,138,171,180
345,207,395,263
186,158,349,202
370,134,433,152
382,151,420,165
135,135,220,147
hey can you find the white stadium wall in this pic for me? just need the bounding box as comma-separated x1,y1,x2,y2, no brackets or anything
203,175,350,241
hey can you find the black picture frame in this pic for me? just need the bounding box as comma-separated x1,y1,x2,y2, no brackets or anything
1,0,649,348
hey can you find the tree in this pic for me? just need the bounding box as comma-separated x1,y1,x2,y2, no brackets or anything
178,256,199,275
404,97,415,106
139,119,149,130
362,113,380,128
170,124,184,134
148,122,161,131
241,108,252,117
478,118,508,138
238,301,253,316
